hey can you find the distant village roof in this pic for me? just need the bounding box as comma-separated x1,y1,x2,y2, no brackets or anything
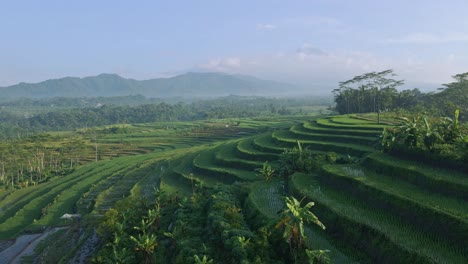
60,213,81,219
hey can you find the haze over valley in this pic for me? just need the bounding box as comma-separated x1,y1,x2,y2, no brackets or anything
0,1,467,264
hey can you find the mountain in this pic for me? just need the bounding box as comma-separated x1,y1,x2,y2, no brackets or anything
0,72,295,99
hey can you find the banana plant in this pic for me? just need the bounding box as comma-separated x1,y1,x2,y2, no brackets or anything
256,161,275,181
194,254,214,264
305,249,331,264
129,233,158,264
276,196,325,263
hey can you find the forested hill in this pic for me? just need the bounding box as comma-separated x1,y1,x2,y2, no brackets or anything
0,72,294,99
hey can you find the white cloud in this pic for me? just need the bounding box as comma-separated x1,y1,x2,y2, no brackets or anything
385,32,468,44
296,44,327,60
256,24,276,31
281,16,341,27
196,46,467,92
199,57,241,72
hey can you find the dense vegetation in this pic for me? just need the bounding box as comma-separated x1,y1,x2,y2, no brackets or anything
0,72,294,99
333,70,468,121
0,95,330,139
381,110,468,171
0,72,467,263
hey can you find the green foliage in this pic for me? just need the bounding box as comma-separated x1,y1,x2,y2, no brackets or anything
275,196,326,264
290,172,467,263
193,254,214,264
306,249,332,264
427,72,468,122
256,161,276,181
333,69,404,115
93,188,172,264
381,110,468,164
276,197,325,248
0,95,327,139
278,141,322,177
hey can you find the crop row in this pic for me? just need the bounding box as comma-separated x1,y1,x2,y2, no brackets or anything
320,164,468,249
290,172,467,263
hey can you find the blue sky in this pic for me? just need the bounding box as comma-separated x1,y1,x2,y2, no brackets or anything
1,0,467,92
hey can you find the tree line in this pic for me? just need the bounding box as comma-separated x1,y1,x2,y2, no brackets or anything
0,135,84,189
333,70,468,122
0,95,330,140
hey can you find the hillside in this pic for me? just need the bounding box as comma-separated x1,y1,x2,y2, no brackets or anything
0,114,466,263
0,72,294,99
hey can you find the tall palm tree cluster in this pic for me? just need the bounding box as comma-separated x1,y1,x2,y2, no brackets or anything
333,69,405,115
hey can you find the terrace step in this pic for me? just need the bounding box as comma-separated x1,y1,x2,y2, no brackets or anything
272,130,373,157
290,125,378,145
76,172,126,214
27,159,141,231
302,121,381,137
245,180,358,264
236,138,279,162
92,165,151,213
320,164,468,251
290,173,467,264
316,117,386,131
252,133,284,154
0,162,126,238
193,148,259,183
170,153,219,188
363,153,468,201
329,116,383,125
214,142,264,171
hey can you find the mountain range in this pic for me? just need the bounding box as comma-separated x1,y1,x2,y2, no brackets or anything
0,72,295,99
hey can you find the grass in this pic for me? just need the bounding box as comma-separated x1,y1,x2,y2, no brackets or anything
289,125,378,145
291,172,468,263
247,179,285,219
302,121,382,137
322,164,468,220
193,148,259,182
316,117,386,131
320,164,468,248
246,179,356,264
252,133,285,154
272,130,373,157
31,156,150,227
364,152,468,199
170,152,219,189
214,142,265,171
236,137,279,161
1,113,466,263
0,163,115,235
330,116,382,125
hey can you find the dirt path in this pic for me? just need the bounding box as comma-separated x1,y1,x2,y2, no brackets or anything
0,227,67,264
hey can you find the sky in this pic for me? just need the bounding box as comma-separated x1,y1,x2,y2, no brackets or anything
1,0,468,93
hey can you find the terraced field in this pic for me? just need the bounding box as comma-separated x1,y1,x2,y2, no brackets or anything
164,115,466,263
1,114,466,263
0,117,301,238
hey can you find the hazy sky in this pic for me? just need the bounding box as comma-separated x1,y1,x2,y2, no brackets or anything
1,0,467,92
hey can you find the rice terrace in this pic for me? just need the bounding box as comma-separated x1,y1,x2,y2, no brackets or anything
0,82,467,263
1,1,468,263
